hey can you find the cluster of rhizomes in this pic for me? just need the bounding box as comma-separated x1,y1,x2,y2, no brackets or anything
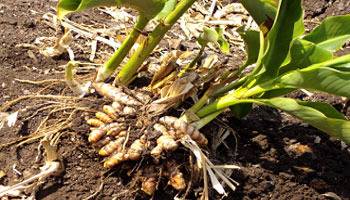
86,83,208,195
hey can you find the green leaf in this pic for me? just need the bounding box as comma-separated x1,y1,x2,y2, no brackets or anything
230,103,252,119
253,98,350,144
276,66,350,98
215,27,230,54
332,63,350,72
197,97,350,143
239,0,277,34
258,0,304,80
303,15,350,52
198,27,219,47
297,101,346,120
279,39,333,74
237,27,261,72
260,88,295,98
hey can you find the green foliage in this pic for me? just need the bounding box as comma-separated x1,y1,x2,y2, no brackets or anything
195,0,350,144
237,26,261,72
303,15,350,52
279,39,333,74
275,63,350,98
198,27,219,47
246,98,350,144
257,0,304,81
57,0,116,19
197,26,230,53
229,103,252,119
215,27,230,54
239,0,278,33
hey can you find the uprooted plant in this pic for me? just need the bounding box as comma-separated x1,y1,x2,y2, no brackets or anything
57,0,350,197
2,0,350,199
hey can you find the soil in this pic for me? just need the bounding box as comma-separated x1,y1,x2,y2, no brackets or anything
0,0,350,200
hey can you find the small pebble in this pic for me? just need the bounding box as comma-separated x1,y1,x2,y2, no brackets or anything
314,136,321,144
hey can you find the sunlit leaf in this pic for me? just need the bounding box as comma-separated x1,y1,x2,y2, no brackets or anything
215,27,230,54
253,98,350,144
57,0,166,19
239,0,278,33
258,0,304,80
276,66,350,98
279,39,333,74
198,27,219,47
303,15,350,52
198,98,350,144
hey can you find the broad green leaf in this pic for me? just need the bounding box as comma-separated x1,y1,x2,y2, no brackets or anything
279,39,333,74
276,67,350,98
258,0,304,80
253,98,350,144
197,98,350,143
303,15,350,52
230,103,252,119
215,27,230,54
297,101,346,120
239,0,277,34
237,27,261,72
332,63,350,71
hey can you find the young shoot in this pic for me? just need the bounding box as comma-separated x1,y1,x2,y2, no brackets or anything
178,26,229,77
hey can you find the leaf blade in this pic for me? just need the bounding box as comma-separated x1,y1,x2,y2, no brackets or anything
279,39,333,74
277,67,350,98
258,0,305,80
303,15,350,52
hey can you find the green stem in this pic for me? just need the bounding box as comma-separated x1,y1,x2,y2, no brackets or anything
212,76,247,97
116,0,197,85
196,85,266,118
192,110,223,129
95,16,150,82
178,45,206,77
188,89,211,114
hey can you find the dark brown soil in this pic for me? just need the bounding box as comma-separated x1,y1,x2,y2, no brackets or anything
0,0,349,200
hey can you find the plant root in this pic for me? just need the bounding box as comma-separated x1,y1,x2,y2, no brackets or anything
85,93,210,194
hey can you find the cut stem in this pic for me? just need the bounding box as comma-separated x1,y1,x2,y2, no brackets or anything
95,16,150,82
116,0,197,85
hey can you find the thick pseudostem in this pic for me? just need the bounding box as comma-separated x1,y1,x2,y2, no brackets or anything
57,0,167,83
95,16,150,82
116,0,197,85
